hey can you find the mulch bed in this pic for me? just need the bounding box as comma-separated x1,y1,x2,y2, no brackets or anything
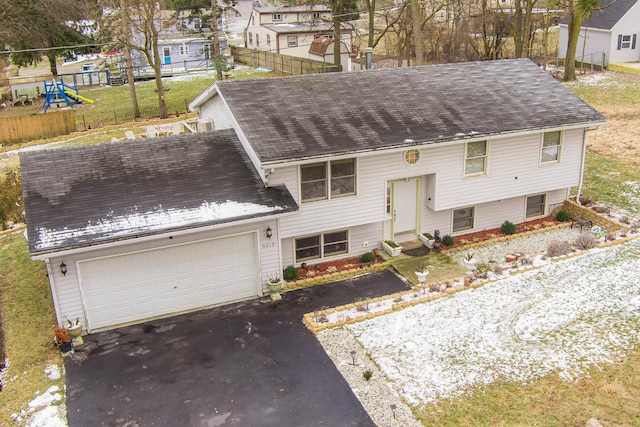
296,255,384,279
446,216,561,248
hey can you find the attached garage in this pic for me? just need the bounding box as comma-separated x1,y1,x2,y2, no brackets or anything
79,233,259,330
20,131,298,332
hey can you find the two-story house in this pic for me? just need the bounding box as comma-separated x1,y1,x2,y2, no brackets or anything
245,5,353,70
21,59,605,332
558,0,640,68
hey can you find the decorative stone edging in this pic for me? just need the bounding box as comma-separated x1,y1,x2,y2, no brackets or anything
564,199,631,233
0,224,26,238
302,235,639,334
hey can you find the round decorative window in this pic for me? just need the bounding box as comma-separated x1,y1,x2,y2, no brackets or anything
404,149,421,165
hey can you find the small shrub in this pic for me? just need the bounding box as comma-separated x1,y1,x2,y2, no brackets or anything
476,262,490,279
619,215,630,224
492,264,505,275
579,194,595,205
592,205,610,214
442,234,454,247
360,252,375,263
363,370,373,381
428,283,440,293
500,220,517,235
283,265,299,281
575,232,597,250
555,210,571,222
547,240,571,257
519,256,533,266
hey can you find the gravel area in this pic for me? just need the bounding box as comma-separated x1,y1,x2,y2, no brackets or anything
317,231,640,426
449,226,584,265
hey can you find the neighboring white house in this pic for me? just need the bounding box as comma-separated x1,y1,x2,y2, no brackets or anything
245,5,353,70
558,0,640,67
21,59,605,332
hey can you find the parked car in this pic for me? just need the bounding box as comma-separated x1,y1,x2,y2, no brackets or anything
81,63,99,72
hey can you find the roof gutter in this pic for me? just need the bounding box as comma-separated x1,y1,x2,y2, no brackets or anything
31,209,299,261
259,120,608,168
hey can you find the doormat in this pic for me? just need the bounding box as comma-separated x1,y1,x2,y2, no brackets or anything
403,246,430,257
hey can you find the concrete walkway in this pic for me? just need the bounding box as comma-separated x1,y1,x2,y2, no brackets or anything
64,270,408,426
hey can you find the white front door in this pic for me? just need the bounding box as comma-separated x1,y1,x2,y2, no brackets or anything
390,178,419,237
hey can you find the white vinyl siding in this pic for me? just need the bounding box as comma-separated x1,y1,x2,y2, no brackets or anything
541,131,562,164
465,140,488,176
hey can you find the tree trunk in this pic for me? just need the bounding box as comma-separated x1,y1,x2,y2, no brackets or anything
564,8,583,81
151,47,168,119
47,51,58,77
211,0,223,80
121,0,140,119
332,0,343,71
410,0,424,65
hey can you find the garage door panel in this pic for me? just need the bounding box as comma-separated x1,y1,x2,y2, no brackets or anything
80,233,259,329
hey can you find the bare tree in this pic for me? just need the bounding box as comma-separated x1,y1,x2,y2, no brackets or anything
512,0,535,58
120,0,141,119
103,0,170,118
555,0,599,81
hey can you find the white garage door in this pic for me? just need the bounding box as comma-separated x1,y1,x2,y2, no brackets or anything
79,233,259,330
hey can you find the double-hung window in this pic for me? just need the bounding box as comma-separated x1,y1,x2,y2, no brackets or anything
272,13,282,21
453,207,474,232
541,131,561,164
300,159,356,202
295,230,348,262
287,36,298,47
526,194,546,218
465,141,487,176
617,34,637,50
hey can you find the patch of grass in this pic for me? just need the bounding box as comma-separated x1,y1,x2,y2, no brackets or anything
573,152,640,216
390,248,465,286
0,233,62,422
415,347,640,426
570,73,640,117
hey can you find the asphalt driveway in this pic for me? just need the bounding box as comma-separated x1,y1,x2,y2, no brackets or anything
64,270,408,426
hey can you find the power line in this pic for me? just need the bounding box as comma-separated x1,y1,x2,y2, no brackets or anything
0,43,111,55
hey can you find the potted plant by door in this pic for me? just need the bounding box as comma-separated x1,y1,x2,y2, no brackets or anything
463,251,477,271
418,232,435,248
415,264,429,285
267,274,284,301
382,240,402,257
54,326,72,355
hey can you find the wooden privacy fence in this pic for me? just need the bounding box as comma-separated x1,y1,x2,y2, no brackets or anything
0,110,76,145
231,46,340,75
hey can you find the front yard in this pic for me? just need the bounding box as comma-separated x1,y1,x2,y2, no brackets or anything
319,237,640,426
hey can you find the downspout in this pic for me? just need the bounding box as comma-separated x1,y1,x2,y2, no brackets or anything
44,259,63,325
576,128,587,205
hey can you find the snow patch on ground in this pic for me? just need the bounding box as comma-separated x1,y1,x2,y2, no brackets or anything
345,239,640,406
44,365,61,381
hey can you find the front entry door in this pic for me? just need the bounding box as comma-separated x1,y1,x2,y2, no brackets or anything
391,178,419,237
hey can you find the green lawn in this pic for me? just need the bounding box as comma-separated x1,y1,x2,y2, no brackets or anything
0,233,63,423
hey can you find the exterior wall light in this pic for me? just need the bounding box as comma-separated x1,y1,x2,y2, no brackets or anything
60,262,68,276
266,226,273,239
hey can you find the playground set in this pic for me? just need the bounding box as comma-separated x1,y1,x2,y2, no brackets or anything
42,80,94,113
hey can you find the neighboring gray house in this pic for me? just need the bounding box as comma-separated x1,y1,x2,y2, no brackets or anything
558,0,640,67
22,59,605,332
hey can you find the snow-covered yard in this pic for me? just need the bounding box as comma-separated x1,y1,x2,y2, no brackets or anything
321,238,640,423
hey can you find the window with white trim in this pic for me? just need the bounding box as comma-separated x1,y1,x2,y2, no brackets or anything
287,36,298,47
248,32,253,44
453,207,474,232
313,12,321,18
541,131,561,164
465,141,487,176
267,34,271,45
617,34,637,50
179,45,189,56
256,33,260,47
295,230,348,262
526,194,546,218
273,13,282,21
300,159,356,202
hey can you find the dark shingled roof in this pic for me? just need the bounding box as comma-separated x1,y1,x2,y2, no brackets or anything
560,0,638,30
215,59,606,164
21,129,298,255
